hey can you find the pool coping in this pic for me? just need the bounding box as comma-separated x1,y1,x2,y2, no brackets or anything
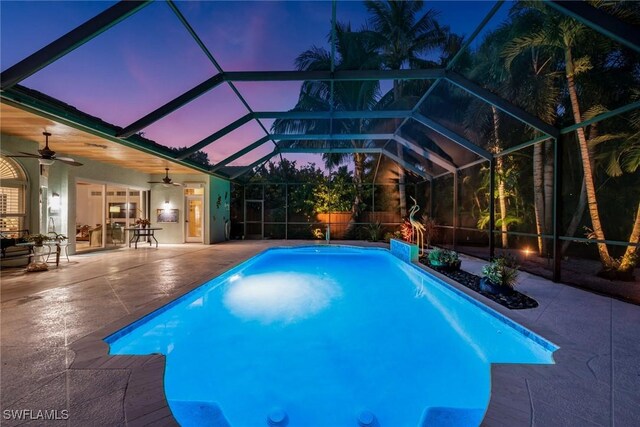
68,244,565,426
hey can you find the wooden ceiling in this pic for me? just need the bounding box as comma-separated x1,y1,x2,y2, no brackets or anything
0,102,203,176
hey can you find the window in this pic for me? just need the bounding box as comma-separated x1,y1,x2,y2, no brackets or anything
0,156,27,232
184,188,204,196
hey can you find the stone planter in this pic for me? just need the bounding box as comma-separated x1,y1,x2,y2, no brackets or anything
479,277,513,295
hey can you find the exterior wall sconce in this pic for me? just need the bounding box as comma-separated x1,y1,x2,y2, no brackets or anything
50,192,61,211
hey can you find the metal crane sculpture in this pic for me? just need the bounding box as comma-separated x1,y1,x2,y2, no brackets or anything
409,196,426,256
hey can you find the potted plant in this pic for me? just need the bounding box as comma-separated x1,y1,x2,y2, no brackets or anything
428,248,461,270
27,233,52,247
135,218,151,228
49,232,67,243
480,255,519,295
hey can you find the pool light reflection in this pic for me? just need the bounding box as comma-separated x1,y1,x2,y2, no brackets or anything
222,272,342,324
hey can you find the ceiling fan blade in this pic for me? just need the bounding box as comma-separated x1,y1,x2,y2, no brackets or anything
7,154,39,158
17,152,40,157
56,158,83,166
172,182,183,186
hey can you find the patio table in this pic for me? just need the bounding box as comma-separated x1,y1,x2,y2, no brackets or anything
124,227,162,249
16,242,61,266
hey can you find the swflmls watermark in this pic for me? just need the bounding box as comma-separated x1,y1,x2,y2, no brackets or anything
2,409,69,421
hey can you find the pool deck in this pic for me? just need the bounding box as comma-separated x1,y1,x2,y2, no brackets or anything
1,240,638,426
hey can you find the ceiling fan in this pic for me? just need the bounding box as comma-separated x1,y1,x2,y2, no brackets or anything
8,132,83,166
148,168,182,187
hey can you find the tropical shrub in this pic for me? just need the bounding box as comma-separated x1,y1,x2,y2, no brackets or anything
421,214,439,248
482,255,519,289
428,248,460,267
383,231,402,242
364,222,383,242
400,218,413,242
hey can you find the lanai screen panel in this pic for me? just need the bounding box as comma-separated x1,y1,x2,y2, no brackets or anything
451,1,640,122
419,80,541,152
0,1,116,69
397,120,482,169
234,81,305,112
17,1,217,128
173,1,332,71
561,110,640,255
141,83,251,150
212,125,277,167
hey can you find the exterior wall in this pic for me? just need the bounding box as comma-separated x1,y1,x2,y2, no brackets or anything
149,174,208,244
0,135,40,234
209,176,231,243
1,133,230,251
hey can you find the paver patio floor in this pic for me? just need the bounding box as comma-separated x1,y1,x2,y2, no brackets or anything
1,241,638,426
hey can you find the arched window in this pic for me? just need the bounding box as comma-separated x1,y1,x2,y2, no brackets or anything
0,155,28,234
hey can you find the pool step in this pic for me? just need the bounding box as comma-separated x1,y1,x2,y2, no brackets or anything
420,406,485,427
169,400,231,427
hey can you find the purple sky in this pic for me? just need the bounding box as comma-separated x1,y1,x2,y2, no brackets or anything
1,1,508,167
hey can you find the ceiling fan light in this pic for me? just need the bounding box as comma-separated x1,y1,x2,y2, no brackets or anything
38,158,55,166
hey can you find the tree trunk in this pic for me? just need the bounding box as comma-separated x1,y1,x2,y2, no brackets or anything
565,48,613,266
533,142,545,254
561,178,587,254
543,140,554,253
394,81,407,218
618,202,640,274
492,106,509,248
352,151,364,224
561,122,600,255
497,158,509,248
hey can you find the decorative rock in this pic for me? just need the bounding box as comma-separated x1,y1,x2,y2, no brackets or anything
420,258,538,310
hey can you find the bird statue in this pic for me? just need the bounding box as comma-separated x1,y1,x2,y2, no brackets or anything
409,196,426,256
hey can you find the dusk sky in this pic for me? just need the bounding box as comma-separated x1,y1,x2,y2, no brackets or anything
1,1,509,167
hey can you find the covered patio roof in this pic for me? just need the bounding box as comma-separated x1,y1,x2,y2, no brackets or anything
0,102,204,177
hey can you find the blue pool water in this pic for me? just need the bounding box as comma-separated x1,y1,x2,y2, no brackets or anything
107,246,557,427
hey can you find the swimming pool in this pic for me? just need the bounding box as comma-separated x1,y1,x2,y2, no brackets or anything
107,246,557,426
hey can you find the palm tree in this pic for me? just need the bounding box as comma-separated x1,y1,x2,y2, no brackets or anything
504,1,640,273
463,27,515,248
589,103,640,276
364,0,447,217
503,2,615,266
272,24,382,222
499,9,560,256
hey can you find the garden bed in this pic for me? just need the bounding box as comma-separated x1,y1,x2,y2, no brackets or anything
419,257,539,310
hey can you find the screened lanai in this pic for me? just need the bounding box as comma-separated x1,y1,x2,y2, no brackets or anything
1,0,639,300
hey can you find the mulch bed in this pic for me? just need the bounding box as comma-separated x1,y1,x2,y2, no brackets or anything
419,258,539,310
